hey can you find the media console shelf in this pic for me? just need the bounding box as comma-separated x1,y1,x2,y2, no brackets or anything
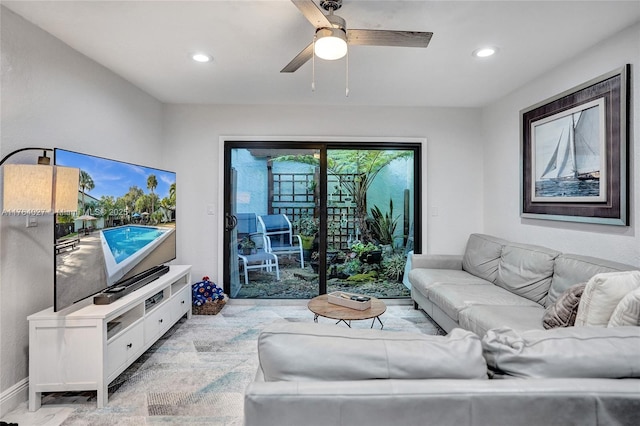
28,265,192,411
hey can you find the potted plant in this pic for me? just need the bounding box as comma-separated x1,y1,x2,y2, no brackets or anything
295,216,319,260
295,216,319,246
351,241,382,264
239,236,256,255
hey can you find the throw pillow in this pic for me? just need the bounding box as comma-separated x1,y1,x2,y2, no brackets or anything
542,282,586,329
482,326,640,378
575,270,640,326
608,287,640,327
258,323,487,382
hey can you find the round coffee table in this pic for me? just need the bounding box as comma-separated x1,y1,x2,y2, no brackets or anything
307,294,386,329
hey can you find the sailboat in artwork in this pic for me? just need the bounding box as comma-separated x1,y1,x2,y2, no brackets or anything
540,105,600,181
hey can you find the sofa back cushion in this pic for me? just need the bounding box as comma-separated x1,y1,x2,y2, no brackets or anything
462,234,507,282
495,243,560,306
258,323,487,382
482,326,640,379
548,254,637,307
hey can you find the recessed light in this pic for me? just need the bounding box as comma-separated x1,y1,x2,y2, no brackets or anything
192,53,212,63
473,47,498,58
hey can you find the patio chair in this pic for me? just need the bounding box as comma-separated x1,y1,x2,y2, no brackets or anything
258,214,304,268
236,212,258,238
237,232,280,285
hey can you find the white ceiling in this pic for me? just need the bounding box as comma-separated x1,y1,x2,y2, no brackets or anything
3,0,639,107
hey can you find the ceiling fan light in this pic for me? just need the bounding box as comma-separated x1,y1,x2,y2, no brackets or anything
315,28,347,60
473,47,498,58
192,53,212,63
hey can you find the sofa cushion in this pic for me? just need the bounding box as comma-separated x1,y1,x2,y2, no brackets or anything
575,271,640,326
482,326,640,378
495,243,560,306
548,254,637,307
462,234,507,283
410,253,463,270
542,282,586,329
257,323,487,382
428,283,540,322
408,268,492,300
609,288,640,327
459,305,545,336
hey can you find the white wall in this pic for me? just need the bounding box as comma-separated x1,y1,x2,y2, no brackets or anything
482,23,640,267
162,104,484,283
0,7,164,415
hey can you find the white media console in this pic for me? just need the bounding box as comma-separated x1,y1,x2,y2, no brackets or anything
28,265,192,411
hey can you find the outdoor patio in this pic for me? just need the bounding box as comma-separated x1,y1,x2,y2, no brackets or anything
235,257,410,299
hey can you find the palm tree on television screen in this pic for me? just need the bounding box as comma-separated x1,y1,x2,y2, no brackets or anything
147,174,158,215
79,170,95,215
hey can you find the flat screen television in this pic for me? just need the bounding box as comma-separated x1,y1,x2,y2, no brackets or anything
54,148,177,312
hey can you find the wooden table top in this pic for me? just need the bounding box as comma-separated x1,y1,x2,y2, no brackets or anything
308,294,386,321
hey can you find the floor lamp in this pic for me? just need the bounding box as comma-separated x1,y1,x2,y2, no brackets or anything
1,148,79,215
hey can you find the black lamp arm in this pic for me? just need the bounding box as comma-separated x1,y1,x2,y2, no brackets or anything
0,147,53,166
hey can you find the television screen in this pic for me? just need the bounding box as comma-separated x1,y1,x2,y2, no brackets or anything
54,149,176,312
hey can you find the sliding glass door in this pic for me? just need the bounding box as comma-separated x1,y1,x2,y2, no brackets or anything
223,141,421,299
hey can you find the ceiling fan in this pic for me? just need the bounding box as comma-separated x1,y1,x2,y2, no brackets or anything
281,0,433,73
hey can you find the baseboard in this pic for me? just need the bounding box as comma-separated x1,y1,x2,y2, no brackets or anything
0,378,28,417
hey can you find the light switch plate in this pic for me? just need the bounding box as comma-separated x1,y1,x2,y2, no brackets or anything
26,215,38,227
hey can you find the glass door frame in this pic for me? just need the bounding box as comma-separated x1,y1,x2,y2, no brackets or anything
222,138,423,297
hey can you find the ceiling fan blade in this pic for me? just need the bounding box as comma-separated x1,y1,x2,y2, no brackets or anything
281,42,314,73
292,0,332,28
348,29,433,48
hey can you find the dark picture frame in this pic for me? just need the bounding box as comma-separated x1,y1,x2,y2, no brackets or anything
520,64,630,225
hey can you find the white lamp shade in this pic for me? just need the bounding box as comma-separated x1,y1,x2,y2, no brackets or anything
315,29,348,60
54,166,79,214
3,164,53,212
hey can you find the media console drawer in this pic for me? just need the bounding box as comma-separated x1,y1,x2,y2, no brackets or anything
106,321,144,379
170,284,191,321
145,302,173,344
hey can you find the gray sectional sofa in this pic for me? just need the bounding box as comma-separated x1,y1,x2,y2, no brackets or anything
245,322,640,426
244,234,640,426
409,233,638,335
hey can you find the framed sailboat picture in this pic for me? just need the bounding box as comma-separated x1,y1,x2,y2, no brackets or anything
531,98,606,203
521,65,629,225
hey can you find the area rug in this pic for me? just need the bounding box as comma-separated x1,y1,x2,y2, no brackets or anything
11,300,443,425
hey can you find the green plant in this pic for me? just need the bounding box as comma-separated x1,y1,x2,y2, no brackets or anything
342,259,362,275
346,271,378,282
369,198,399,245
295,216,319,250
56,213,75,224
294,216,319,236
350,241,378,257
382,253,407,282
239,236,256,250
